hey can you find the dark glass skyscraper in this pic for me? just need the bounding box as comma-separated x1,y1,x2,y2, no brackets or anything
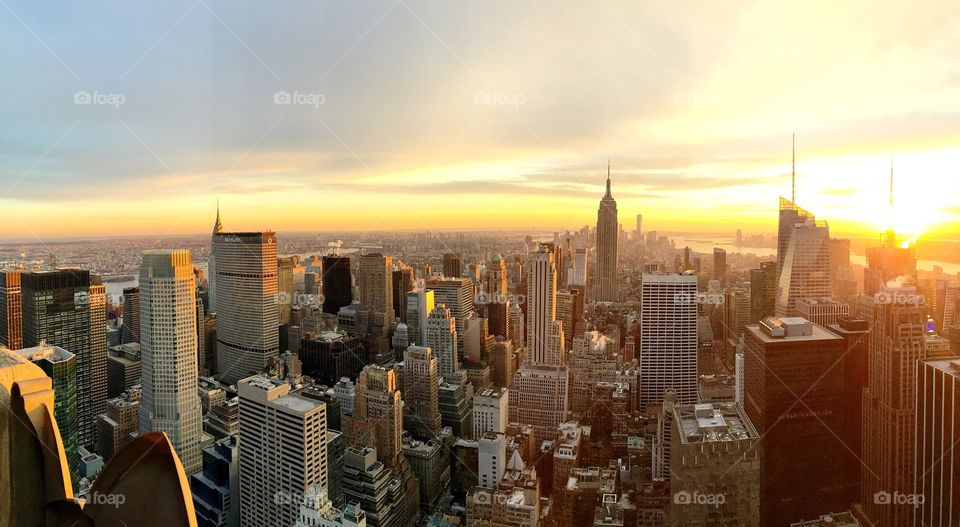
322,256,352,315
121,286,140,344
20,270,106,450
16,343,77,482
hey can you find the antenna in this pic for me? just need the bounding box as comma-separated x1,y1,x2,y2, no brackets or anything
791,133,796,203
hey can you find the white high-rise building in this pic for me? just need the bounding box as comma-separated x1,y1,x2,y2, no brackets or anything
473,387,508,437
238,375,328,527
639,273,698,409
426,304,459,378
405,288,435,346
478,431,507,489
425,277,474,350
138,249,203,475
776,219,831,317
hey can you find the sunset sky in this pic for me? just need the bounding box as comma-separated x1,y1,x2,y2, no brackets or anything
1,0,958,240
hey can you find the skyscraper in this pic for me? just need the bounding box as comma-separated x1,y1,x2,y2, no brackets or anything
191,436,240,527
669,403,760,527
864,243,917,297
278,256,295,325
120,286,140,344
864,165,917,297
525,249,563,366
322,256,353,316
238,375,328,527
775,218,831,317
21,269,105,449
827,316,871,507
350,365,404,469
713,247,727,283
15,343,77,482
473,387,508,437
595,163,618,302
570,248,587,287
424,277,474,352
509,247,569,441
138,249,203,475
212,228,280,384
639,273,698,409
0,270,23,350
743,317,847,524
915,358,960,526
402,345,442,439
208,203,224,312
405,288,435,346
391,266,414,323
442,253,463,278
425,304,459,378
749,262,777,324
860,286,927,527
357,252,394,337
483,255,510,340
483,255,508,301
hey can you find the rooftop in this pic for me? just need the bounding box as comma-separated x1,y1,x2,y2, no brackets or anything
921,357,960,377
750,318,842,344
674,402,759,444
15,343,75,364
790,511,861,527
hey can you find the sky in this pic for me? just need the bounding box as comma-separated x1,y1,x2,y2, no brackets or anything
1,0,959,241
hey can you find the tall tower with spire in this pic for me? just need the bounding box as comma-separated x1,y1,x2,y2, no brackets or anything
208,201,223,313
864,157,916,296
595,161,619,302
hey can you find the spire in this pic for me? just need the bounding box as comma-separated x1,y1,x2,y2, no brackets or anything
604,159,612,199
791,133,796,203
883,155,897,248
213,198,223,234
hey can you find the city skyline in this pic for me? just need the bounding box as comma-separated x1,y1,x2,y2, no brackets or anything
2,1,959,239
2,3,960,526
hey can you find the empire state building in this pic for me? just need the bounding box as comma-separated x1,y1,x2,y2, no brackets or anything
596,163,618,302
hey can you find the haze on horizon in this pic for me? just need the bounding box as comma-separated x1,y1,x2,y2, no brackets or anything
1,0,958,241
